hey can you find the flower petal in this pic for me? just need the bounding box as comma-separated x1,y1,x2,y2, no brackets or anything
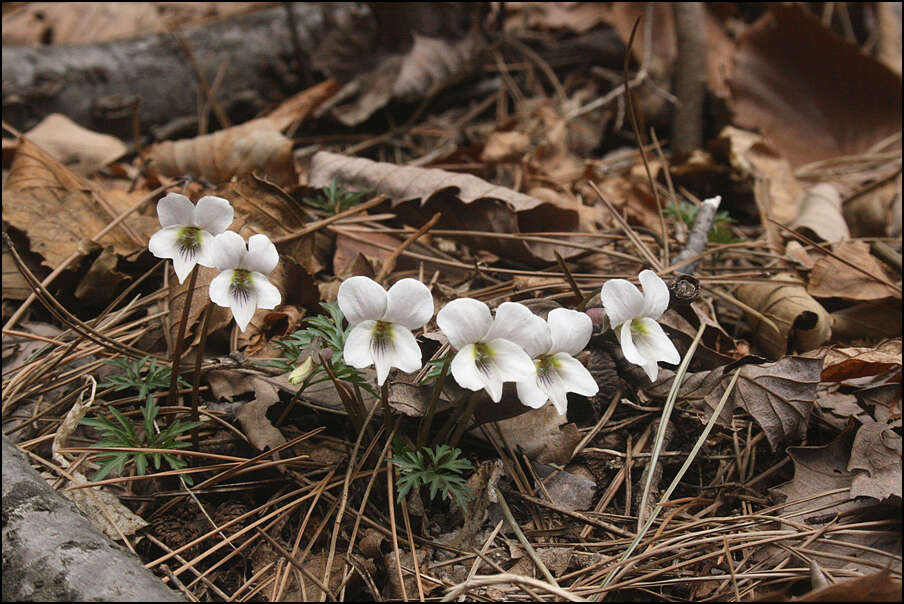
170,249,197,284
450,344,485,391
632,317,681,365
641,360,660,381
545,374,570,415
344,321,376,368
547,308,592,355
617,320,648,367
479,362,505,403
371,338,396,385
251,272,281,309
552,353,599,397
436,298,492,350
244,234,279,274
487,338,536,383
338,276,387,326
384,278,434,329
601,278,644,328
486,302,549,357
194,230,219,268
516,377,549,409
639,270,670,319
156,193,195,228
230,284,258,333
208,270,235,308
148,225,181,261
193,195,234,234
210,231,247,271
387,325,423,374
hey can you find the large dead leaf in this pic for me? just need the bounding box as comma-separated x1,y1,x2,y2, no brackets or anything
807,240,900,301
649,356,822,451
312,3,485,126
830,298,903,342
789,184,850,244
734,275,832,359
475,404,582,465
791,569,902,602
819,340,902,382
3,137,156,269
308,151,587,263
848,417,902,501
24,114,126,176
729,5,902,167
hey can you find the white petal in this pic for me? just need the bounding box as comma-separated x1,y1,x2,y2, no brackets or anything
384,278,434,329
148,225,181,261
639,270,670,320
642,360,660,381
545,375,570,415
170,250,197,284
230,285,258,333
251,272,281,309
436,298,492,350
372,339,395,385
194,230,218,268
450,344,485,391
486,302,549,357
552,353,599,397
480,363,505,403
156,193,194,228
486,338,536,383
516,378,549,409
344,321,376,368
338,276,387,325
547,308,592,355
632,317,681,365
210,231,247,270
601,278,645,328
244,234,279,274
387,325,423,373
208,270,235,308
193,195,234,234
617,320,648,367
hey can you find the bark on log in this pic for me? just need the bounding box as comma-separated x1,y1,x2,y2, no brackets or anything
2,4,333,140
1,435,185,601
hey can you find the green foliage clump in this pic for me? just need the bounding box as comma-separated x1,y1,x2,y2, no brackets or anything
391,444,474,511
99,355,187,401
302,178,373,214
664,200,744,244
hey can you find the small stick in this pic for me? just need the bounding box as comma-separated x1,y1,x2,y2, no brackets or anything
376,212,442,284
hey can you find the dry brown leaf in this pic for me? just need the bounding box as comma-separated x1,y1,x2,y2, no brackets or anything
820,340,902,382
789,184,850,244
1,248,34,301
309,151,586,263
808,240,899,301
481,130,531,163
1,2,264,45
713,126,803,225
24,114,126,176
769,431,865,519
734,275,832,359
507,547,573,579
789,569,902,602
476,404,582,465
729,5,903,167
831,299,903,342
435,459,503,553
504,3,610,34
74,246,130,304
3,138,155,268
848,417,902,501
166,266,232,346
149,119,295,187
816,389,870,430
648,356,822,451
533,462,596,512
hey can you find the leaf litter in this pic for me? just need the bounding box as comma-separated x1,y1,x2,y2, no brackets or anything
2,3,901,602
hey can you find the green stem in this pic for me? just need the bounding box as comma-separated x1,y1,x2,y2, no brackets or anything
167,264,199,407
190,301,213,450
416,356,450,449
447,391,482,448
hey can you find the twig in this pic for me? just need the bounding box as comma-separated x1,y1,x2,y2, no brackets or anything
376,212,442,284
670,3,706,154
587,181,663,272
273,194,388,244
670,195,722,274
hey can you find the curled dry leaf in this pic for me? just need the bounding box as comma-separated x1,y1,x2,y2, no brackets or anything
734,275,832,359
729,4,903,168
648,356,822,451
309,151,586,263
791,569,902,603
830,298,903,342
25,113,127,176
848,417,902,501
3,138,157,269
819,339,902,382
789,184,850,244
149,119,295,187
807,240,900,301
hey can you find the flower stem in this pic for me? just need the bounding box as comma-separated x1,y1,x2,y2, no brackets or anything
190,301,213,449
447,391,482,448
167,264,199,408
416,356,450,449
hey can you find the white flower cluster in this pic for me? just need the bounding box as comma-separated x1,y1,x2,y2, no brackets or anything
148,193,281,333
337,270,680,414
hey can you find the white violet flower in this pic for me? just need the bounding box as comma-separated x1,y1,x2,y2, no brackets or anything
338,276,434,386
436,299,536,403
510,308,599,415
601,270,680,381
148,192,234,283
208,232,281,333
